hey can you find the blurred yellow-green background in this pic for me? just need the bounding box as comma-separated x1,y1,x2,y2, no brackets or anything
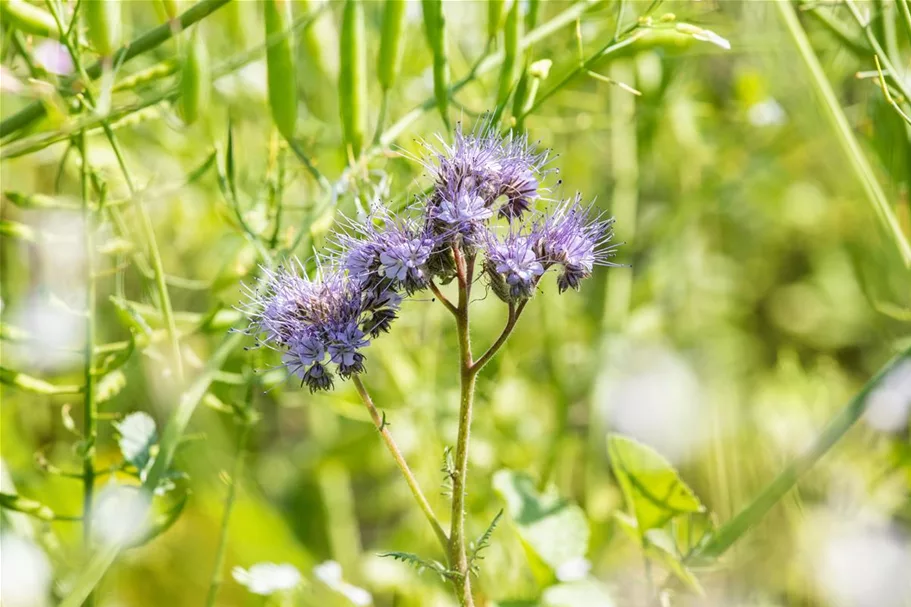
2,0,911,605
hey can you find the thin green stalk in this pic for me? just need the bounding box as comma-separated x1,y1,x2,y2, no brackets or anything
522,29,646,119
205,418,252,607
60,329,250,607
449,244,476,607
777,0,911,268
688,346,911,563
350,375,450,553
78,129,97,607
0,0,233,139
45,0,185,382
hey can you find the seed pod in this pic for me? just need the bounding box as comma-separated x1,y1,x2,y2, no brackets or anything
487,0,503,42
421,0,450,127
0,0,61,38
295,0,338,122
339,0,367,157
496,0,521,106
113,59,179,93
377,0,406,92
263,0,298,139
82,0,122,57
525,0,540,31
179,27,210,125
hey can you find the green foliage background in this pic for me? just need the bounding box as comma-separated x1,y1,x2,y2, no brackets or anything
1,0,910,605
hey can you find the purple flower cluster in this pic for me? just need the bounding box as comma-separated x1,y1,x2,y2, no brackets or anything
245,124,618,391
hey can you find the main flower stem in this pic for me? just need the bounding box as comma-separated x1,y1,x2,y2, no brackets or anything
78,130,97,607
351,375,450,553
449,244,477,606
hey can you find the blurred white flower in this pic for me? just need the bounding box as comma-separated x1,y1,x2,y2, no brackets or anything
34,41,74,76
864,359,911,433
0,534,52,607
314,560,372,606
813,521,911,607
91,483,151,547
5,292,84,373
555,557,592,582
233,562,302,596
748,98,787,127
1,66,25,94
598,341,704,463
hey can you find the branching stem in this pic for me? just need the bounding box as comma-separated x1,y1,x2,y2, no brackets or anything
351,375,450,553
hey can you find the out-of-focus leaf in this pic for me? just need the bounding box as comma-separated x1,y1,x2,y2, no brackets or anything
127,487,188,549
96,369,127,403
109,296,154,342
541,579,615,607
492,469,590,584
114,412,158,471
4,191,79,210
607,434,704,535
0,492,57,521
0,366,82,395
613,511,704,594
93,334,135,375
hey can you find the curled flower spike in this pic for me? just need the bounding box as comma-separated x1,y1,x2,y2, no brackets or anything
242,122,621,394
482,229,546,303
336,212,437,295
245,264,392,392
421,121,553,228
538,196,620,293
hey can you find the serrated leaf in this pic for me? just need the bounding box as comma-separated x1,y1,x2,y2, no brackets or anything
607,434,704,535
378,551,455,581
541,579,615,607
492,470,590,583
96,369,127,403
115,412,158,471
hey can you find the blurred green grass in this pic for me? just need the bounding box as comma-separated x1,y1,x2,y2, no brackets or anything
2,1,910,606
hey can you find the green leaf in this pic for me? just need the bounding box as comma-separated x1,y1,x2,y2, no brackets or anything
0,492,57,521
378,551,456,581
613,511,705,595
127,486,188,548
492,469,590,583
541,579,615,607
93,334,136,375
607,434,704,535
0,366,82,395
115,412,158,471
109,296,154,342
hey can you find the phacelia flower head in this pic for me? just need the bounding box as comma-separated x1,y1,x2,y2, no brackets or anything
336,211,437,295
482,228,546,303
421,121,553,230
245,263,391,392
538,196,620,293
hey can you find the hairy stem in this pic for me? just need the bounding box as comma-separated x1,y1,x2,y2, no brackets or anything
351,375,450,553
449,245,476,606
78,129,97,607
